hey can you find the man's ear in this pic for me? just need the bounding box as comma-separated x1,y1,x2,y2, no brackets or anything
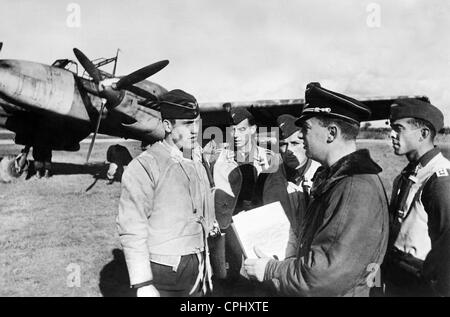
420,128,430,141
250,125,257,135
163,119,173,134
327,125,338,143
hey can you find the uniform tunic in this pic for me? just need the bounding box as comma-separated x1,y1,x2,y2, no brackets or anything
385,147,450,296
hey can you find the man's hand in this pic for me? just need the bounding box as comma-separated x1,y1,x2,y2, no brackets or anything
136,285,160,297
244,247,272,282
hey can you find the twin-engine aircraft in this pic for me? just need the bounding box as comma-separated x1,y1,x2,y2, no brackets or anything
0,42,429,180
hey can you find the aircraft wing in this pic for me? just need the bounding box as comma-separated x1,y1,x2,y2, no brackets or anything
360,95,430,121
199,99,303,127
199,95,430,127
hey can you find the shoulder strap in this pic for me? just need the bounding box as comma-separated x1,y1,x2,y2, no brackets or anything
201,152,215,188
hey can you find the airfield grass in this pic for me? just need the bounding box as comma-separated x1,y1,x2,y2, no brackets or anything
0,139,449,296
0,141,143,297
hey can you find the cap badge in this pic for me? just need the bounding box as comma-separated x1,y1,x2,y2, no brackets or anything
312,107,331,113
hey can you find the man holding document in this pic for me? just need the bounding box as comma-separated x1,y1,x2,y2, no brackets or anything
244,83,389,297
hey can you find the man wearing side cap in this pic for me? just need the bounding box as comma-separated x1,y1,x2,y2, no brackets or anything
117,89,217,297
244,83,389,296
383,99,450,297
213,107,277,290
263,114,320,258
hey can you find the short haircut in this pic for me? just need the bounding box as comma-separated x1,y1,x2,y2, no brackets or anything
316,115,360,141
407,118,436,139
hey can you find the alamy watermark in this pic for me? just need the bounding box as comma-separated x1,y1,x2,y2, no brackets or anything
66,263,81,287
366,3,381,28
66,3,81,28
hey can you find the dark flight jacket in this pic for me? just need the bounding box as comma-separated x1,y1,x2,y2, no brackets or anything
264,149,389,296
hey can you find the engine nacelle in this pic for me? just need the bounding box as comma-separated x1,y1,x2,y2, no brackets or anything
113,91,165,142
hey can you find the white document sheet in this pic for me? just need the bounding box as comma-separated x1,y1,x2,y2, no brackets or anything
231,201,290,260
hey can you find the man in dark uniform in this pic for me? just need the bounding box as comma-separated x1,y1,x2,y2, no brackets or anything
244,82,389,296
117,89,217,297
263,114,320,258
383,99,450,296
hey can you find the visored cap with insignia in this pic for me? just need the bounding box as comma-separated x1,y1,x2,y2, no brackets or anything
229,107,255,125
159,89,199,120
390,98,444,132
277,114,299,140
296,82,371,125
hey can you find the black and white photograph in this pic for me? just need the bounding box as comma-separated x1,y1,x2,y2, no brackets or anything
1,0,449,299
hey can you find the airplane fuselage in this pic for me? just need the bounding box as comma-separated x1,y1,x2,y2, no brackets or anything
0,59,168,151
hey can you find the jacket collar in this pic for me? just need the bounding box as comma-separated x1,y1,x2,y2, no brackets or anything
311,149,382,198
285,158,312,185
401,146,441,176
158,140,192,162
418,147,440,167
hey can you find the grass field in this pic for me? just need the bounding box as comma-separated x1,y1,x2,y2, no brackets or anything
0,139,449,296
0,141,143,297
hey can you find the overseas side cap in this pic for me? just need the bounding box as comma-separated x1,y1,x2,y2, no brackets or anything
390,98,444,132
277,114,300,139
229,107,255,125
159,89,199,120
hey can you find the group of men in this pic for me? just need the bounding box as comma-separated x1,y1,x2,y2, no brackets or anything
116,83,450,297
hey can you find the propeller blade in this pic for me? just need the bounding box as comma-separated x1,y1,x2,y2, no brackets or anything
126,85,159,101
115,60,169,90
73,48,102,84
86,101,106,163
0,42,3,53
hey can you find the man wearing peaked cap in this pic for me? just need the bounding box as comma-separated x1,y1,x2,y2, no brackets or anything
245,82,389,297
117,89,218,297
263,114,320,259
296,82,372,124
383,98,450,297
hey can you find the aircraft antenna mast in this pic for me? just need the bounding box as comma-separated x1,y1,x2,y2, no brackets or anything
112,48,120,77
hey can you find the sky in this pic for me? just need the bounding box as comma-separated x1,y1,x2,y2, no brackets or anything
1,0,449,125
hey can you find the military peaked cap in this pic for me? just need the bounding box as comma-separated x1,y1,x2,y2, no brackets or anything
296,82,371,125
